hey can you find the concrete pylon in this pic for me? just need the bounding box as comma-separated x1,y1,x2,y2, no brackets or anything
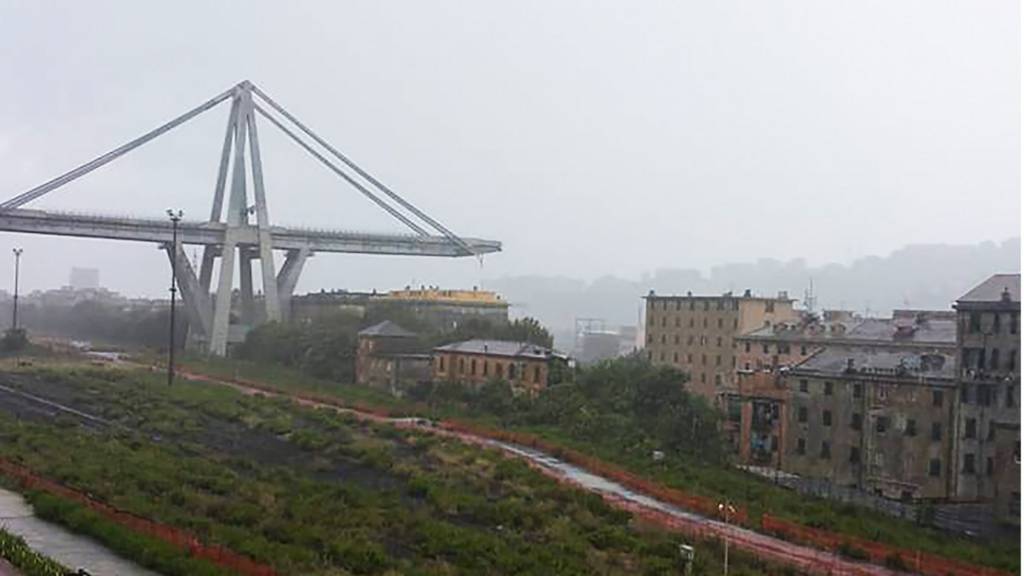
201,82,284,356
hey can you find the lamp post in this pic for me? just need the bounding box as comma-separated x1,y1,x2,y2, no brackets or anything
166,209,183,386
718,501,736,576
10,248,22,331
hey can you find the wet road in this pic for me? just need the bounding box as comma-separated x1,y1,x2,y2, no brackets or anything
0,488,158,576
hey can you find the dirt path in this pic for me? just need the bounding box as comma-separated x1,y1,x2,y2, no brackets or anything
166,366,903,576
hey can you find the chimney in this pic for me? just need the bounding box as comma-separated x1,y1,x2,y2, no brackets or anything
743,289,752,297
845,358,855,372
1002,287,1012,303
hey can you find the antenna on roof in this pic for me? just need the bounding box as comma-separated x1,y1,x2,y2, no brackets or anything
802,278,816,312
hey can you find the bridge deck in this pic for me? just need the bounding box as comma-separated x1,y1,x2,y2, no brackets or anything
0,209,500,257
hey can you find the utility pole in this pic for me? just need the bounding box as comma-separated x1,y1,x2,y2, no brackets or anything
10,248,22,331
718,501,736,576
167,210,182,386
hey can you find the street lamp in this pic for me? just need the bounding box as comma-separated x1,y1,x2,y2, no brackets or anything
718,501,736,576
10,248,22,331
166,209,183,386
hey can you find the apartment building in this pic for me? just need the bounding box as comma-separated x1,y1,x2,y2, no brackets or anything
952,274,1020,527
644,290,797,402
433,339,568,395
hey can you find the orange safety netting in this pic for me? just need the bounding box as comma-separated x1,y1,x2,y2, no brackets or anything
0,458,276,576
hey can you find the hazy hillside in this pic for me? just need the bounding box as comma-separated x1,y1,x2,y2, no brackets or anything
484,238,1021,350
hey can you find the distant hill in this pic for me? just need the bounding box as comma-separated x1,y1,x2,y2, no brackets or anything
484,238,1021,349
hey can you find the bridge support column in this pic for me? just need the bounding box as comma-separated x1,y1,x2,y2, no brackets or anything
239,249,255,326
164,243,212,348
276,247,311,322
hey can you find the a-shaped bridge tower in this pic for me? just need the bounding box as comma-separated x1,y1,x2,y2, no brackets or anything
0,81,501,355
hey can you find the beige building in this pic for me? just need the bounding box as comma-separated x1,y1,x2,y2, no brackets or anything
354,321,431,395
644,290,797,402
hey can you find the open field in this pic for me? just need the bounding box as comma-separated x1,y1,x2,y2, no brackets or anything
0,361,790,576
173,354,1020,573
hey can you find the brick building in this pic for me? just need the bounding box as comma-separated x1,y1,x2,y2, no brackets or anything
952,274,1020,527
433,339,568,395
643,290,797,403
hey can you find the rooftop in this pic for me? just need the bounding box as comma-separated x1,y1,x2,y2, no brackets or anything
357,320,417,338
957,273,1021,304
737,310,956,346
434,339,566,360
645,289,794,302
792,345,956,381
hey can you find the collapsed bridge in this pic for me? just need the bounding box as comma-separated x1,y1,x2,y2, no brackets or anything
0,81,501,354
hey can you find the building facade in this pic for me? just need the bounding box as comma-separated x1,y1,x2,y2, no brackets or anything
354,321,431,395
782,347,957,501
644,290,798,402
433,339,567,395
952,274,1020,527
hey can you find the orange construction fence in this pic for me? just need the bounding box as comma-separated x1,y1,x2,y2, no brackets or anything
0,458,276,576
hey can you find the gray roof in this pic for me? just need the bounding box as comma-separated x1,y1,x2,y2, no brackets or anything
957,274,1021,303
358,320,417,338
792,346,956,381
738,313,955,345
434,339,565,360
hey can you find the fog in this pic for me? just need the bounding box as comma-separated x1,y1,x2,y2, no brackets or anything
0,1,1018,298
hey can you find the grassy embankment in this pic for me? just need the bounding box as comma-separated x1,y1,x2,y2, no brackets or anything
0,363,786,576
176,353,1020,573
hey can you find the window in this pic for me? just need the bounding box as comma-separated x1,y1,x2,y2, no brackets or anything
702,354,707,365
718,318,723,328
929,459,941,477
1010,350,1018,373
703,318,708,328
1007,384,1016,408
674,334,680,344
717,336,722,347
800,345,807,355
733,318,738,329
986,457,994,477
796,438,806,455
470,358,477,375
876,416,889,434
673,352,679,363
824,381,833,396
533,365,540,383
496,362,504,377
483,361,489,376
661,317,666,327
799,379,809,393
766,301,775,313
715,374,722,386
700,335,706,346
439,356,446,371
762,343,770,354
704,301,710,311
932,390,943,407
969,312,981,333
931,422,942,442
744,362,750,370
689,300,695,311
778,343,791,354
798,406,808,423
744,342,751,353
675,317,680,327
853,383,863,398
689,318,695,328
661,334,666,345
851,413,862,431
965,418,977,439
700,373,706,383
716,355,722,366
961,383,970,403
822,410,832,427
687,353,693,363
1012,313,1019,335
676,301,681,311
905,419,917,437
963,453,976,474
849,446,861,464
990,349,1001,371
820,441,831,460
509,364,518,379
646,334,653,345
993,313,1002,334
459,358,465,374
987,422,996,441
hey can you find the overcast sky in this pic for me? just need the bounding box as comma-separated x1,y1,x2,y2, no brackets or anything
0,1,1018,297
